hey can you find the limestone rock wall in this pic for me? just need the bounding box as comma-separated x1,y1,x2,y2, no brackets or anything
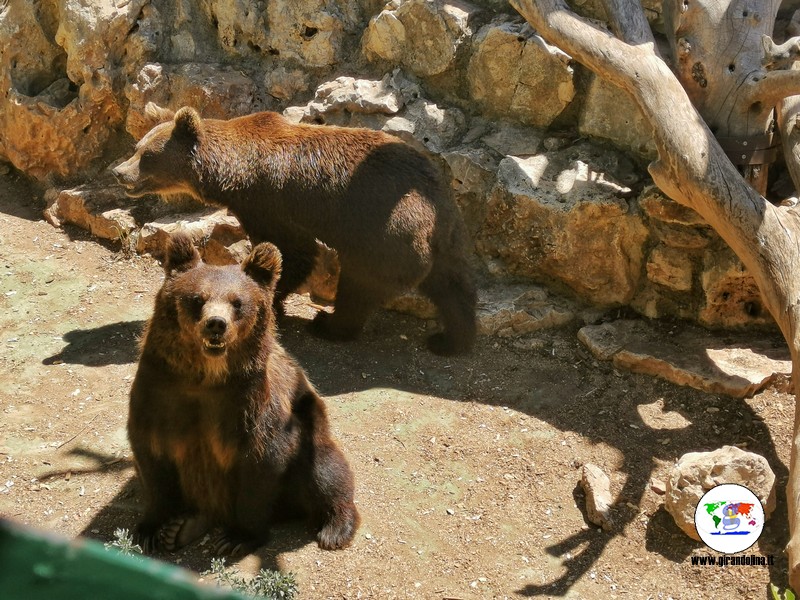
0,0,780,331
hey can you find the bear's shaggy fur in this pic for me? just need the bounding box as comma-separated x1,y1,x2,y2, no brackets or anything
128,232,359,555
113,104,477,355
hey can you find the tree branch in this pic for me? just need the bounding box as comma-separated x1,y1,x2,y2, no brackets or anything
762,34,800,70
602,0,659,52
778,96,800,196
742,69,800,108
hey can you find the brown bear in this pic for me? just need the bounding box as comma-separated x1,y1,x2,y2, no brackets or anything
128,232,360,555
112,104,477,355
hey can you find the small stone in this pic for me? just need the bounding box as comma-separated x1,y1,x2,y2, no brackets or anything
649,478,667,495
580,463,613,530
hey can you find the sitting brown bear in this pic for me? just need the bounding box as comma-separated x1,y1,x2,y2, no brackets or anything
128,232,359,555
112,104,477,355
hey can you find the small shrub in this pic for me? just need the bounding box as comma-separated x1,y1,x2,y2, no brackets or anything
103,528,143,557
203,558,298,600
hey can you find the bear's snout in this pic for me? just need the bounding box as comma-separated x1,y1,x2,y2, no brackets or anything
110,157,144,194
204,316,228,336
110,161,132,182
201,312,231,356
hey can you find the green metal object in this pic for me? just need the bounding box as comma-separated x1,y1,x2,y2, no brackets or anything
0,518,245,600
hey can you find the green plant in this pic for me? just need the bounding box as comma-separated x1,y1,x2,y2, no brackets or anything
203,558,298,600
103,528,143,557
771,583,797,600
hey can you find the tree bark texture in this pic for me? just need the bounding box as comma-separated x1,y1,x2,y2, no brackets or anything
510,0,800,590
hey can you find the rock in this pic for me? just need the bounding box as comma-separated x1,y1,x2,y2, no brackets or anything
43,182,137,242
650,478,667,495
303,75,404,118
385,292,439,320
577,319,791,398
296,242,341,304
481,122,545,157
580,464,613,530
478,143,648,306
362,0,478,77
441,146,498,235
202,238,252,266
700,248,771,329
288,74,466,153
125,63,257,139
468,18,575,128
200,0,270,58
135,209,246,260
665,446,776,541
579,76,657,160
477,285,574,337
638,185,707,228
264,67,311,102
267,0,363,67
646,246,693,292
0,0,148,179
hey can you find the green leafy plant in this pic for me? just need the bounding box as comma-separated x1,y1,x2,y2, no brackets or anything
771,583,797,600
103,529,296,599
203,558,298,600
103,528,143,557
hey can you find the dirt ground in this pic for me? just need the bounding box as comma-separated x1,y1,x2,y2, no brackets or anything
0,168,794,599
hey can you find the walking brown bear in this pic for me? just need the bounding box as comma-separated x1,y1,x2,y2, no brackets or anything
128,232,359,555
112,104,477,355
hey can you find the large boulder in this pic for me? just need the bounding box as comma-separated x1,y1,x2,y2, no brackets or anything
0,0,148,179
665,446,776,541
286,74,467,154
468,18,575,128
125,63,258,139
362,0,479,77
478,143,648,306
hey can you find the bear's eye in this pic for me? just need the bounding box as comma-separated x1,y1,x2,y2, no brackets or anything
231,298,243,314
189,294,205,308
184,294,205,318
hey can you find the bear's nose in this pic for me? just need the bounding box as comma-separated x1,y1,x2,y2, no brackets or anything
110,165,124,182
204,317,228,336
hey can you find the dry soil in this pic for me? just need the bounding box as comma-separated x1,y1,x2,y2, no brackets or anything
0,170,794,599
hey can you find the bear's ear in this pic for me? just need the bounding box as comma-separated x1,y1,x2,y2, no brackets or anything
164,232,201,276
144,102,175,124
173,107,204,142
242,243,282,290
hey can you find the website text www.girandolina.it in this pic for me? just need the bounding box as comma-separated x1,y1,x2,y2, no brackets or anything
690,554,775,567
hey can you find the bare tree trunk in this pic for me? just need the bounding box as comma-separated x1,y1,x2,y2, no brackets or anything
510,0,800,589
663,0,781,194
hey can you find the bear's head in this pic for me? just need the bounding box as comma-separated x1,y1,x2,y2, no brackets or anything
112,104,204,199
146,232,282,381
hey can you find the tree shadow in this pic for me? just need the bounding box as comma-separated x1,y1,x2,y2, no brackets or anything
43,320,145,366
49,301,791,595
274,309,792,596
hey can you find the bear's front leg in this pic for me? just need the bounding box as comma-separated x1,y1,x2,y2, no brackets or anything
130,451,187,553
270,238,319,314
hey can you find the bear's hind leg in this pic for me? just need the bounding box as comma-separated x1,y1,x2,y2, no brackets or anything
207,528,260,557
311,272,387,342
419,260,477,356
309,443,360,550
